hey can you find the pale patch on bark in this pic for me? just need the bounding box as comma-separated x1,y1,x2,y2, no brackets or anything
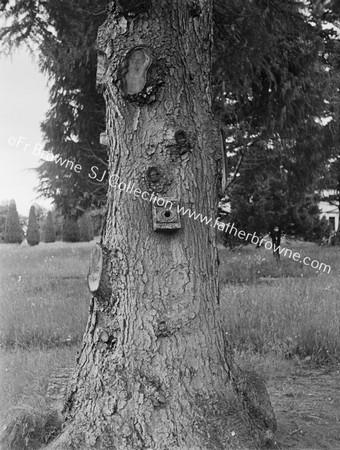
124,47,152,94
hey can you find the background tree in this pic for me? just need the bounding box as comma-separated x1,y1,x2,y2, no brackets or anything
27,205,40,246
51,208,66,241
88,215,95,241
0,0,110,215
36,0,109,215
214,0,339,248
4,200,23,244
213,0,336,145
0,201,10,242
31,203,47,230
289,194,332,242
88,207,105,237
78,214,94,242
227,135,334,255
44,211,56,243
62,218,79,243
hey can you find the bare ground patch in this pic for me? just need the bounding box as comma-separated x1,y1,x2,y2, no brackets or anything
269,366,340,449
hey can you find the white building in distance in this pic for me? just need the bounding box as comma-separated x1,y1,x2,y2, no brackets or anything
318,190,339,231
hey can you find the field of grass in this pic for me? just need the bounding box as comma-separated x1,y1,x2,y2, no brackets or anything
219,244,340,364
0,242,91,349
0,239,339,448
0,242,93,426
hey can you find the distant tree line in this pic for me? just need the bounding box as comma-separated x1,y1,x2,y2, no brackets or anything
1,200,24,244
0,200,97,245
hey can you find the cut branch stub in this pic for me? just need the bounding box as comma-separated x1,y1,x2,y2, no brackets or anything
175,130,188,147
169,129,192,158
96,51,109,89
100,131,109,146
87,244,112,302
145,165,172,194
88,244,102,293
124,47,152,95
146,166,162,183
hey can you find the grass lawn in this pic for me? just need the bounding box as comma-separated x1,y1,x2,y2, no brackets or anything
0,242,91,349
0,241,92,424
219,243,340,363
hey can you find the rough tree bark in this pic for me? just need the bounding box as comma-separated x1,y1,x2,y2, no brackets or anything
45,1,276,449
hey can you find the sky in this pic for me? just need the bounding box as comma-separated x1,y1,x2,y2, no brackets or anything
0,49,52,216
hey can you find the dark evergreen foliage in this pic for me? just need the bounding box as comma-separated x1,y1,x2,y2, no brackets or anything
0,202,10,242
0,0,109,215
88,208,105,237
62,218,80,243
44,211,56,243
78,214,94,242
87,215,95,241
27,206,40,246
4,200,23,244
226,141,333,245
289,198,332,243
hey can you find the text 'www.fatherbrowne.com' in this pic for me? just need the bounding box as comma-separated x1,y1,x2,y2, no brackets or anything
107,175,331,274
9,136,331,275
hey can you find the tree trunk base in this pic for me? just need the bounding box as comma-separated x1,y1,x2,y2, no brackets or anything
42,369,276,450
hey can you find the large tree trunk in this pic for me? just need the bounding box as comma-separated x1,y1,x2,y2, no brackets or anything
45,1,276,449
